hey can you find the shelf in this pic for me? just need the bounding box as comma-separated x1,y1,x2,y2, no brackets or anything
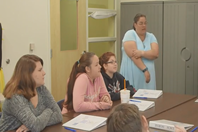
88,37,116,43
88,8,117,14
86,0,117,56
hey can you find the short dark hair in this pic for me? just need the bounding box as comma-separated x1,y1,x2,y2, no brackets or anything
133,13,146,30
99,52,116,72
107,103,142,132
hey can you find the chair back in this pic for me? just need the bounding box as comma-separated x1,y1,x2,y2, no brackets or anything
57,99,64,110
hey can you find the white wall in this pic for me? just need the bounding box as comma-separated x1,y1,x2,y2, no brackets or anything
0,0,51,91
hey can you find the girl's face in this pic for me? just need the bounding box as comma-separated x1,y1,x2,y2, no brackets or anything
87,55,101,79
103,56,117,74
32,61,46,88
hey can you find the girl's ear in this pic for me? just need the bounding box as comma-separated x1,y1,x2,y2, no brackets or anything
103,63,108,71
85,66,90,73
141,115,149,132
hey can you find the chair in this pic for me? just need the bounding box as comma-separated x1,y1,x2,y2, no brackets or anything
57,99,64,110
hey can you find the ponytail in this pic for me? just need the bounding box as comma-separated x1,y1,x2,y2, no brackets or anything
65,61,79,110
64,52,95,111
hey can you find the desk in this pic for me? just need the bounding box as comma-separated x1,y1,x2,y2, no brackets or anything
148,98,198,131
62,99,120,118
41,93,196,132
63,92,196,119
142,92,196,118
43,116,107,132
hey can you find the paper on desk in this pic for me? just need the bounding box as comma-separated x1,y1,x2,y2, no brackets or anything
62,114,107,131
149,119,194,132
195,99,198,102
133,89,163,99
129,99,155,111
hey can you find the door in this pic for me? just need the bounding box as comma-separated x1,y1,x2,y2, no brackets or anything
163,1,198,95
50,0,86,101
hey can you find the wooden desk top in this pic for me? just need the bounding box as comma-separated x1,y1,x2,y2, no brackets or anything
43,116,107,132
41,92,196,132
6,93,197,132
143,92,196,119
62,92,196,119
148,98,198,131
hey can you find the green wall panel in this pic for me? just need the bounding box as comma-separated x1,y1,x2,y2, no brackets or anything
89,42,115,57
60,0,77,51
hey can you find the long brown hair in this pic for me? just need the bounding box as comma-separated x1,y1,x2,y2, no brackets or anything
65,52,95,111
133,13,146,30
107,103,142,132
3,54,43,100
99,52,115,72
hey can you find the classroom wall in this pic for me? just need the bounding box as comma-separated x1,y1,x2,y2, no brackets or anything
0,0,51,91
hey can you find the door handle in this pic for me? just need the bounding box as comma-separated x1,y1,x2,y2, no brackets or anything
180,47,191,61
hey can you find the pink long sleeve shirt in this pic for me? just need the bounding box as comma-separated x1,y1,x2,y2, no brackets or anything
62,73,111,114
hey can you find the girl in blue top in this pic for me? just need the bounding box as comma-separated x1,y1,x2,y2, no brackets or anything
120,13,159,90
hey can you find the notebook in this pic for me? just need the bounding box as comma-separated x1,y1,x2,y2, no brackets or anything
62,114,107,131
149,119,194,132
133,89,163,99
129,99,155,111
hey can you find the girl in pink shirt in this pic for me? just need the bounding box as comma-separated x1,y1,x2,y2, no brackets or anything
62,52,112,114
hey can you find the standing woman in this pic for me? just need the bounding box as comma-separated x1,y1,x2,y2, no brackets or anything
0,55,62,132
120,13,159,90
62,52,112,114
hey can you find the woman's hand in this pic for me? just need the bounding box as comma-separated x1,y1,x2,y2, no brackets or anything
100,95,112,104
132,49,144,59
144,70,150,83
16,125,29,132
